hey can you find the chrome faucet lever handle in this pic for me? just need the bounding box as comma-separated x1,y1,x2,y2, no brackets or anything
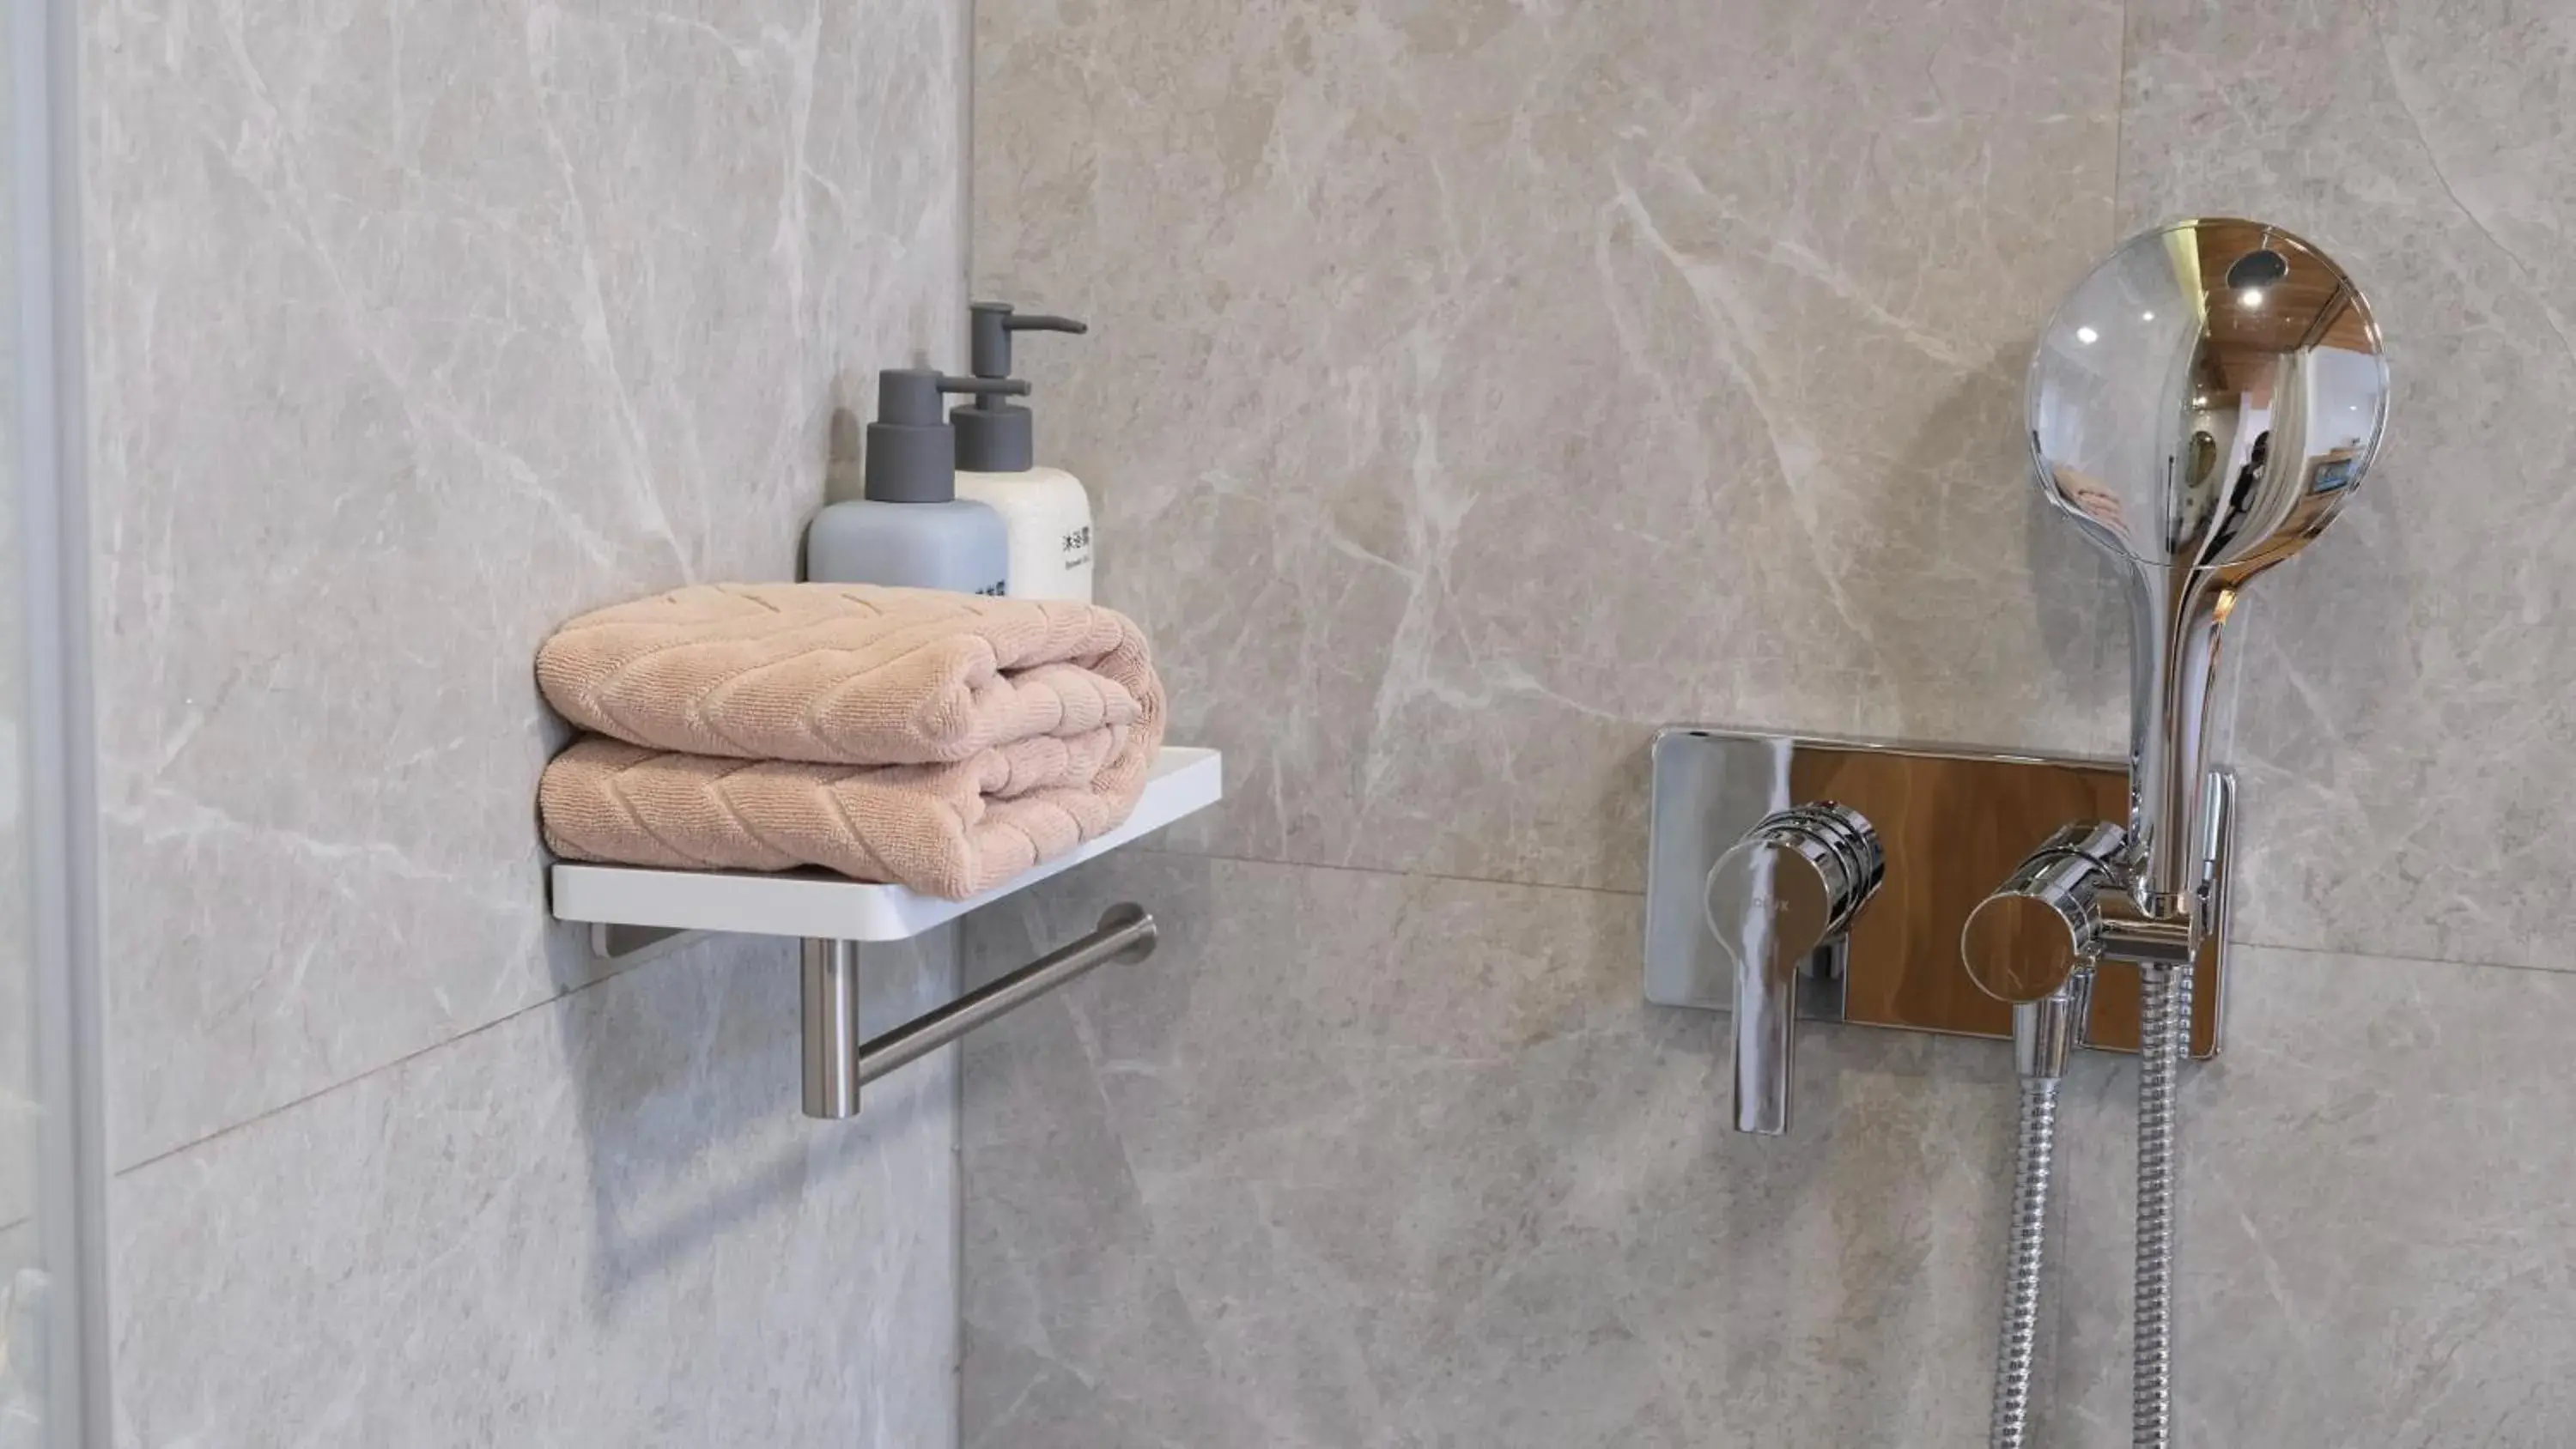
1704,803,1883,1136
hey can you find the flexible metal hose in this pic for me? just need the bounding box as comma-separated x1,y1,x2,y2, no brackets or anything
1989,1075,2059,1449
2132,964,2190,1448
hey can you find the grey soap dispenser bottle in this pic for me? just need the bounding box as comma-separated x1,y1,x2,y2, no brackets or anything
804,368,1019,595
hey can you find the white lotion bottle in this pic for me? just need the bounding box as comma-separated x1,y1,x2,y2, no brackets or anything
951,302,1097,602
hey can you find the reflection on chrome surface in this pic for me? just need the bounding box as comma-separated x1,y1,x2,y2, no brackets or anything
2001,222,2386,1449
2031,218,2386,581
2026,218,2387,912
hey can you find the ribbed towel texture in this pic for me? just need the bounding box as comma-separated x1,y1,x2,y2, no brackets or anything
535,583,1165,899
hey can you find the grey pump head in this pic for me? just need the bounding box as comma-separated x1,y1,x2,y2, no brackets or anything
866,367,1028,503
954,301,1088,472
2026,218,2388,910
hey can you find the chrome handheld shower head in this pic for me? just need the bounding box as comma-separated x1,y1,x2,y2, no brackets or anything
2026,219,2387,912
2030,218,2385,580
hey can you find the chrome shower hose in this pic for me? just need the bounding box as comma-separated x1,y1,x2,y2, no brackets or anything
1988,1075,2058,1449
2132,964,2190,1449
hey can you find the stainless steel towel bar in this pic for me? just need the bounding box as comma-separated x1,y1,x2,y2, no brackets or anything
800,903,1158,1119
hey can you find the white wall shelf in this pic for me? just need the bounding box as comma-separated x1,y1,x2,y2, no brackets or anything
548,746,1219,943
544,746,1223,1119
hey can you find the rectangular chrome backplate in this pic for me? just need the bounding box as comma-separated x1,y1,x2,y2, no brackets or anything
1645,727,2227,1058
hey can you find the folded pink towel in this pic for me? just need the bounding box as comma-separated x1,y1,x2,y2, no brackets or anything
537,582,1158,767
534,584,1166,897
540,732,1133,899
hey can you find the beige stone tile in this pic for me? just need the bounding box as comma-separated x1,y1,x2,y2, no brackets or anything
2120,0,2576,968
967,856,2576,1446
112,929,957,1448
84,0,963,1161
975,0,2131,894
963,852,2025,1447
2050,943,2576,1445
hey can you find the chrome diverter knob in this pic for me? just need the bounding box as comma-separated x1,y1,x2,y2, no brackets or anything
1961,822,2128,1007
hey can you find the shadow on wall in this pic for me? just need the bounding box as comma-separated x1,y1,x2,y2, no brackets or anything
2022,476,2135,724
547,927,800,1320
1835,356,2135,755
536,921,946,1324
2221,432,2414,756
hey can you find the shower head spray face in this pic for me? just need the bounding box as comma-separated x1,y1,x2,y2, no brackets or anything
2027,219,2387,583
2026,220,2388,912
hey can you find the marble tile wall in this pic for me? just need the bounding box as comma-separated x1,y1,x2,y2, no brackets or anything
115,931,958,1449
975,0,2134,894
966,856,2576,1447
966,0,2576,1443
2120,0,2576,973
82,0,969,1440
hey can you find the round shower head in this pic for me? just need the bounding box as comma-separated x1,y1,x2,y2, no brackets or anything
2026,219,2387,579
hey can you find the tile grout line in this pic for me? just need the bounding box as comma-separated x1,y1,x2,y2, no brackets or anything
2232,936,2576,980
108,940,686,1183
1128,841,1645,900
33,927,2561,1228
1131,848,2572,980
108,876,2565,1189
2111,0,2130,229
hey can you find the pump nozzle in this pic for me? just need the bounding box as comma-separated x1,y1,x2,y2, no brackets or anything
968,302,1089,380
957,303,1090,471
874,369,1027,425
865,368,1030,503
